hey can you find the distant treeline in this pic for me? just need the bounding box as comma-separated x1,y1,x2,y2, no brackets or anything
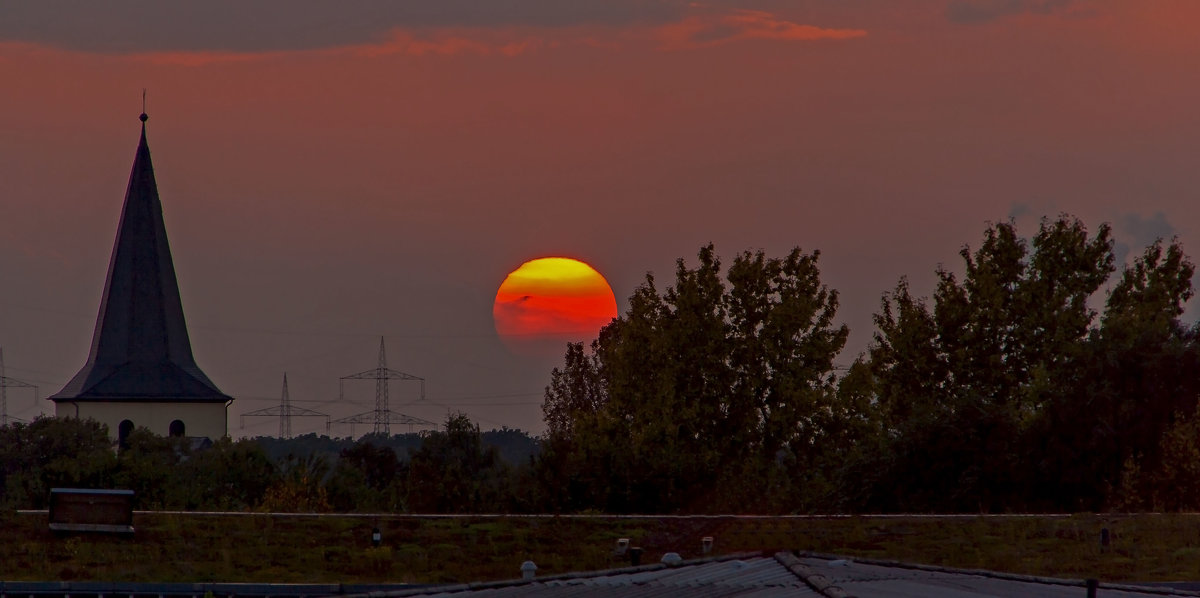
2,215,1198,514
0,415,539,513
254,428,539,469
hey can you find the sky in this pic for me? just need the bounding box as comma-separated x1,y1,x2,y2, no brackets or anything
2,0,1199,436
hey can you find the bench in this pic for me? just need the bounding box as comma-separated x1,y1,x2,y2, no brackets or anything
48,488,135,534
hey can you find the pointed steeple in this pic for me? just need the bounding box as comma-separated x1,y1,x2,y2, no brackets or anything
51,114,231,403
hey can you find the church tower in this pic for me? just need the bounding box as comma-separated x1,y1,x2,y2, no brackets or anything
50,113,233,442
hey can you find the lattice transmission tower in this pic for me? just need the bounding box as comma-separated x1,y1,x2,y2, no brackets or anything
0,348,38,426
333,337,434,436
241,373,330,438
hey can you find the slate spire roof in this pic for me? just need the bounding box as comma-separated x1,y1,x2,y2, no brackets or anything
51,114,231,403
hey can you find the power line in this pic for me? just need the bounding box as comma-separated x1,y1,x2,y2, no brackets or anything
0,348,39,427
333,337,436,436
240,373,331,438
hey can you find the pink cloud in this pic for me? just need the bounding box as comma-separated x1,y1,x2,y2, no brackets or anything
0,10,865,66
130,50,290,67
652,10,868,50
351,31,508,58
348,12,866,58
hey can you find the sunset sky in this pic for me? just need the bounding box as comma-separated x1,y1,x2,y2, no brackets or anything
2,1,1199,435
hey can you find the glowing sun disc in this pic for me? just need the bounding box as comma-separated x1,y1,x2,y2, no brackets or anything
493,257,618,351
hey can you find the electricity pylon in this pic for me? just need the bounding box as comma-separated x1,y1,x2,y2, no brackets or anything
0,348,38,426
333,337,434,436
241,373,330,438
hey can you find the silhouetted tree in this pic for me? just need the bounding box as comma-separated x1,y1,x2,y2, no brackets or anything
1033,239,1199,510
861,217,1200,512
261,453,331,512
542,244,851,512
0,417,116,509
407,413,510,513
327,440,406,512
867,217,1115,511
113,427,188,509
176,437,279,510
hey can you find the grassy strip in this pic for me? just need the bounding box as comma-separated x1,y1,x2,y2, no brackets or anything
1,512,1197,583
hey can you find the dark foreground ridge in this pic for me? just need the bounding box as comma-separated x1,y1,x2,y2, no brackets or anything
8,552,1191,598
0,581,432,598
4,552,1179,598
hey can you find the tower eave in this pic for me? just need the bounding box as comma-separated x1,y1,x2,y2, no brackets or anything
49,396,232,404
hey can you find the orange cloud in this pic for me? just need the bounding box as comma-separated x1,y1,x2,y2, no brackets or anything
0,10,864,66
130,50,290,67
652,10,868,50
349,12,866,58
0,39,287,67
123,29,550,63
349,30,528,58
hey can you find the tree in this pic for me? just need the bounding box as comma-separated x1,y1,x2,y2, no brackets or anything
541,244,850,512
261,453,331,512
406,413,510,513
1033,239,1199,509
112,427,188,509
327,440,406,512
0,417,116,509
176,437,278,510
867,216,1115,511
1112,400,1200,511
542,343,604,443
862,216,1200,512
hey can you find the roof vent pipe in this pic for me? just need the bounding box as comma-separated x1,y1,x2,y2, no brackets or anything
521,560,537,580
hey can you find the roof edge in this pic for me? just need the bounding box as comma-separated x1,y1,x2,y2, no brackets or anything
339,551,772,598
797,551,1189,595
775,552,852,598
48,395,232,403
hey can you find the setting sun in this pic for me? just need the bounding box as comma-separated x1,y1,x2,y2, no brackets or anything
493,257,618,354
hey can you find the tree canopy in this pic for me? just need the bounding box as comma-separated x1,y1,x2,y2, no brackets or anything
864,218,1198,512
542,219,1200,513
542,244,852,512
